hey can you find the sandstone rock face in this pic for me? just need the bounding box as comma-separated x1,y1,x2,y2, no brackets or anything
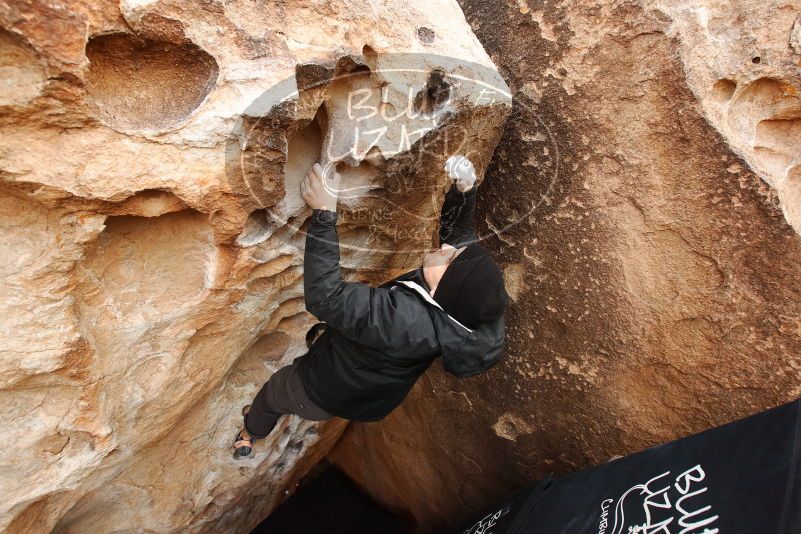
657,1,801,235
329,0,801,531
0,1,508,532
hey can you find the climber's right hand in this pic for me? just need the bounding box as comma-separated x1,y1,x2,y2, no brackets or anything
301,163,341,212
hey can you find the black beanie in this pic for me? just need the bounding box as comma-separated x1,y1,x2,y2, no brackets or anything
433,243,508,329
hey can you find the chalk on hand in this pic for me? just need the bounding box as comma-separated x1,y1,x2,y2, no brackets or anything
445,155,477,188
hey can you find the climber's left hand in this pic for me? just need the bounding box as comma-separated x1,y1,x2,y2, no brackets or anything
445,155,477,193
301,163,341,212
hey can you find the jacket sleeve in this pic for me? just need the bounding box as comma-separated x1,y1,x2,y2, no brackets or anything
438,183,478,247
303,208,404,348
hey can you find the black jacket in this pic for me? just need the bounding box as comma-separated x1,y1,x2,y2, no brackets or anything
295,185,506,421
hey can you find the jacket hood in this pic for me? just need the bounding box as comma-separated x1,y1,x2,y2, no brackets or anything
397,280,505,377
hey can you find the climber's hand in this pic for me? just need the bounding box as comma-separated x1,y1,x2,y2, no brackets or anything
301,163,341,212
445,155,477,193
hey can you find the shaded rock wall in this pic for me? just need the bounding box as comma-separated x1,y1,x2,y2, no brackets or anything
329,0,801,531
0,1,508,532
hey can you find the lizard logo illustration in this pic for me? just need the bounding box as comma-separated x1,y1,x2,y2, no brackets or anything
601,466,720,534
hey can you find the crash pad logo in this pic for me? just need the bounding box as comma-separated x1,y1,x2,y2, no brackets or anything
461,503,511,534
225,52,560,254
598,465,719,534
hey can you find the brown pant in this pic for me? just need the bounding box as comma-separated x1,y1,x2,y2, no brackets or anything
244,358,334,439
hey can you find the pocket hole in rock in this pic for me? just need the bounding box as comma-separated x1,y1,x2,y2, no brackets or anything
237,209,278,247
712,79,737,103
417,27,436,43
85,33,218,132
413,69,450,116
361,44,378,65
117,189,187,217
282,105,326,216
335,159,381,203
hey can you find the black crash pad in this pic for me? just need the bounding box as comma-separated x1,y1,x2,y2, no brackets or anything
455,398,801,534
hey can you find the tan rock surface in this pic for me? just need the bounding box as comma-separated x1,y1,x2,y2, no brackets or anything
329,0,801,531
0,1,509,532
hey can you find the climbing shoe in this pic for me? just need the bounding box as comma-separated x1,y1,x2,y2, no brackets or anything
233,404,256,460
233,429,256,460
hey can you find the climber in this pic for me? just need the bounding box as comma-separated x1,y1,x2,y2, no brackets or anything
233,156,508,459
